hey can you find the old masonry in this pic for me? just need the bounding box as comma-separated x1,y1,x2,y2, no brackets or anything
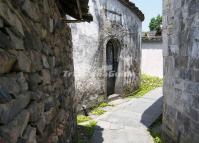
0,0,198,143
70,0,144,110
0,0,91,142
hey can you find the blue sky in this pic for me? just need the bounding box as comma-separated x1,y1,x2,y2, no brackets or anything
131,0,162,31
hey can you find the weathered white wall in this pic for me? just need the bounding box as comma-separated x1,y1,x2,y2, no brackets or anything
70,0,142,109
141,42,163,78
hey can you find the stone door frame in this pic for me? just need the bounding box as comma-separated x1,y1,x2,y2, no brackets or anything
102,36,122,98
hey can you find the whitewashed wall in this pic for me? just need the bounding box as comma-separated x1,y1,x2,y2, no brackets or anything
70,0,142,109
141,42,163,78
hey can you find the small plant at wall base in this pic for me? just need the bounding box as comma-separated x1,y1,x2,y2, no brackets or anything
91,108,106,115
127,74,163,98
77,115,92,123
98,102,113,108
149,116,164,143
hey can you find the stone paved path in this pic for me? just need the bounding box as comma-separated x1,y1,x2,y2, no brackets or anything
91,87,163,143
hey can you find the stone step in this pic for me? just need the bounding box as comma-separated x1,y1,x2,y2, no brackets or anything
108,94,121,102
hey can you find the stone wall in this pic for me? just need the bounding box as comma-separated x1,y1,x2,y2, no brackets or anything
0,0,76,142
70,0,142,110
163,0,199,142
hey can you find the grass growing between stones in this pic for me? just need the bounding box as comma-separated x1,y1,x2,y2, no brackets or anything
127,74,163,98
149,116,164,143
91,108,106,115
76,102,113,142
98,102,113,108
77,115,92,123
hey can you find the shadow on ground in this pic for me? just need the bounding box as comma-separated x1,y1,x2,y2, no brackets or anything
140,96,163,127
90,125,104,143
77,125,104,143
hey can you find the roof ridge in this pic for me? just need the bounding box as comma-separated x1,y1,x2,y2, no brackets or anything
119,0,145,21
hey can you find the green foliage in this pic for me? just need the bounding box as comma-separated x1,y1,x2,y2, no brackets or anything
91,108,106,115
98,102,113,108
127,74,163,98
149,15,162,31
77,115,92,124
149,116,164,143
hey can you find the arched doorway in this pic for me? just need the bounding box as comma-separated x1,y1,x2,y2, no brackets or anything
106,39,120,96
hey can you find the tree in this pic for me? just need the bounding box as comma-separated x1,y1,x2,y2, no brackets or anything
149,15,162,31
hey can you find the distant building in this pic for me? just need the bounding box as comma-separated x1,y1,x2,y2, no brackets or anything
70,0,144,109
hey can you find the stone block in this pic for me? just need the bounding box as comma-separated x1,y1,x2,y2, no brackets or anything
192,94,199,110
28,91,44,102
48,135,58,143
0,110,30,143
184,82,199,94
189,58,199,69
0,30,11,49
173,79,184,90
169,45,179,55
0,2,24,37
22,0,40,22
44,96,59,112
42,55,50,69
44,107,57,124
20,125,37,143
0,49,16,74
174,56,188,68
0,87,12,104
193,69,199,82
43,0,50,14
28,73,42,90
24,31,43,52
189,108,199,122
49,18,54,33
17,72,28,92
10,0,24,8
42,42,53,56
28,102,44,123
41,28,47,40
41,69,51,85
179,69,193,81
6,28,24,50
0,94,30,124
29,50,43,72
36,115,46,135
11,51,32,72
0,74,20,96
49,56,56,69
